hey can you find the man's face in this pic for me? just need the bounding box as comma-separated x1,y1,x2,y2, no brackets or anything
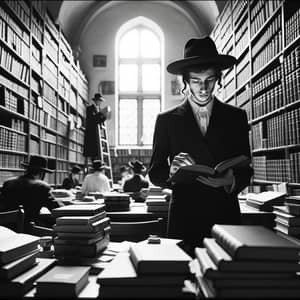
188,67,218,106
72,173,80,180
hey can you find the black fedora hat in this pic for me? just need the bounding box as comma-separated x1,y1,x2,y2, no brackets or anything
21,155,54,173
92,93,105,102
128,160,146,173
92,160,109,171
71,165,81,174
167,36,237,75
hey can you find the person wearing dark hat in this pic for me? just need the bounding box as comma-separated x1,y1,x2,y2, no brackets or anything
81,160,111,195
61,165,82,190
148,36,253,256
0,155,59,231
83,92,108,159
123,160,149,202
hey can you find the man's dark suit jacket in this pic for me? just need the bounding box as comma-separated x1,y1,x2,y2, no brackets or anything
83,104,106,158
62,174,80,189
148,98,253,247
123,175,149,202
0,174,59,229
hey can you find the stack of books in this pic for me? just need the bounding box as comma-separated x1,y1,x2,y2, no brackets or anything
0,226,56,298
274,196,300,237
97,243,192,298
35,265,90,298
245,191,286,211
145,195,169,212
52,204,111,260
192,225,300,298
102,192,130,212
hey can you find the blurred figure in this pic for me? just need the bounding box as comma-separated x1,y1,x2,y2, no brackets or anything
61,165,81,190
118,165,132,187
81,160,111,195
123,160,149,202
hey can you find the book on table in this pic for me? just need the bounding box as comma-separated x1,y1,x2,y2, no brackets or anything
51,204,106,218
0,226,40,265
202,238,300,272
211,224,300,261
274,205,300,217
36,265,90,298
129,243,191,275
274,221,300,236
56,226,111,240
168,155,250,184
245,191,286,211
273,207,300,226
55,211,106,226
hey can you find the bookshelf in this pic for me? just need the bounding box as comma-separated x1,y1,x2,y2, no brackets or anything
211,0,300,195
0,0,89,187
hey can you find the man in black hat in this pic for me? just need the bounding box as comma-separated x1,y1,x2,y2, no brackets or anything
81,160,111,195
83,92,107,159
148,36,253,256
0,155,59,231
123,160,149,202
61,165,82,190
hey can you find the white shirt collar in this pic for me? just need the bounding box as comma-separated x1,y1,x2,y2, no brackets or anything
188,95,214,117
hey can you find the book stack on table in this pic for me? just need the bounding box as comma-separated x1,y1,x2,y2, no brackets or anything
102,192,131,212
191,225,300,298
274,196,300,237
52,204,111,261
145,195,169,212
97,243,193,299
0,226,56,298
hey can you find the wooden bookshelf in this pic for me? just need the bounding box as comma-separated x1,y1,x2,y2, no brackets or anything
211,0,300,194
0,0,89,187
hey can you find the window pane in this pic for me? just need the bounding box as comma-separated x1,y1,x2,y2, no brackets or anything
141,29,160,58
119,99,137,145
119,29,138,58
142,64,160,92
119,64,138,92
142,99,160,145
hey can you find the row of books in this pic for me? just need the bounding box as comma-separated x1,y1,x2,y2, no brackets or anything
43,82,57,106
31,14,43,44
0,226,56,298
253,31,282,74
252,13,281,58
43,57,58,89
232,0,247,25
284,46,300,75
250,0,281,37
252,156,290,182
0,153,24,169
0,44,29,84
285,6,300,46
57,145,67,160
41,140,56,157
11,118,25,133
0,126,26,152
0,73,29,99
252,83,283,119
0,18,30,63
236,62,250,89
58,73,70,100
285,67,300,106
0,4,29,45
192,224,300,298
44,27,58,63
235,21,248,58
289,152,300,183
252,64,281,97
3,0,30,29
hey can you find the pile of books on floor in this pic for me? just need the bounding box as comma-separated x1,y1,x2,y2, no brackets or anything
0,226,56,298
245,191,286,211
97,242,193,299
191,224,300,298
146,194,169,212
274,196,300,237
102,192,131,211
52,204,111,261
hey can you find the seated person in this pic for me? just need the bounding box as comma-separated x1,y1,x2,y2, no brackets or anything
81,160,111,195
0,155,59,231
123,160,149,202
118,165,132,187
61,165,81,189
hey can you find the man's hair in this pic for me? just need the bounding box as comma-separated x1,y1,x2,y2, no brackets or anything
181,65,223,95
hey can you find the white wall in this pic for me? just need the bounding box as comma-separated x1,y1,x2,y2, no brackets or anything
79,1,206,146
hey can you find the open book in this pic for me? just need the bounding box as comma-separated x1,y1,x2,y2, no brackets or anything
168,155,250,184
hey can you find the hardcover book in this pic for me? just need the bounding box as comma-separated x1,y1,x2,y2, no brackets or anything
56,226,111,240
51,204,106,218
168,155,250,184
129,243,191,275
36,265,90,297
55,211,106,226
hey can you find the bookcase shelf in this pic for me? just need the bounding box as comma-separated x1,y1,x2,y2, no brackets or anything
211,0,300,194
0,1,89,186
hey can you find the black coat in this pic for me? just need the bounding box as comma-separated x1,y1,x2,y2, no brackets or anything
149,98,253,247
83,104,106,157
123,174,149,202
62,174,80,189
0,174,59,228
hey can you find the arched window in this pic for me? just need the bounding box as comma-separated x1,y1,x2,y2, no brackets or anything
116,17,163,147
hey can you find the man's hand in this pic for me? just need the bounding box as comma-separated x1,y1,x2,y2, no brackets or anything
170,152,195,177
196,168,234,188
